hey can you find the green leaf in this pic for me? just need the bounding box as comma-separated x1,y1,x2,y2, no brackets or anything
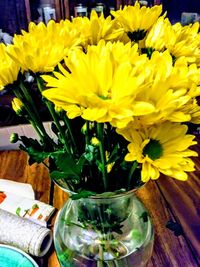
50,170,79,180
22,147,50,164
52,152,86,180
96,159,104,172
84,145,96,162
16,207,21,216
71,190,96,200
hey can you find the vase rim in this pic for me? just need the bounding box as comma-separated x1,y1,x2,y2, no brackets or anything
89,186,142,200
53,178,145,200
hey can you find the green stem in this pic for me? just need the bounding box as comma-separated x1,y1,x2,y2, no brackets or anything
47,101,70,153
98,244,104,267
127,161,138,190
113,260,124,267
85,121,90,146
19,81,42,123
36,77,71,154
106,262,115,267
14,89,44,141
97,261,103,267
97,123,108,191
16,83,56,147
63,114,78,154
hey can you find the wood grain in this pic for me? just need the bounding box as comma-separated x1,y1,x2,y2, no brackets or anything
63,0,70,19
157,175,200,263
24,0,32,23
54,0,62,21
0,150,51,203
0,150,199,267
136,181,199,267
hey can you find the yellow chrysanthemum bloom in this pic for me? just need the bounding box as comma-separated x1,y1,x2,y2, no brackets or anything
88,40,148,71
168,22,200,63
144,19,200,63
71,10,123,48
118,122,197,182
132,51,200,126
7,20,82,73
42,41,155,128
180,99,200,124
0,43,20,90
145,17,172,52
111,2,162,42
57,19,83,51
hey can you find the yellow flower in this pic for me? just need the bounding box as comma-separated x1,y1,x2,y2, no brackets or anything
144,19,200,63
57,19,83,52
111,2,162,41
168,22,200,63
145,17,172,51
0,43,20,90
12,97,23,115
118,122,197,182
72,10,123,48
42,41,155,128
181,99,200,124
132,51,199,126
7,20,82,73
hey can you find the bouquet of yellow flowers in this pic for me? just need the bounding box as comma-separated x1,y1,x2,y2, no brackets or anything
1,2,200,266
1,2,200,198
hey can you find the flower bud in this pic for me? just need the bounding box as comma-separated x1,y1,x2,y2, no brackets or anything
81,123,87,134
91,137,100,146
55,105,63,114
10,133,19,143
12,98,23,115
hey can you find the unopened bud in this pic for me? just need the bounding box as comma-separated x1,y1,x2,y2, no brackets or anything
10,133,19,143
12,98,23,115
91,137,100,146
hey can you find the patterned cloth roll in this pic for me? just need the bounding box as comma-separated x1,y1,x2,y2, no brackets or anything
0,209,52,256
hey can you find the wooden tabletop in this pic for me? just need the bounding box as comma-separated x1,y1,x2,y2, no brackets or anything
0,149,200,267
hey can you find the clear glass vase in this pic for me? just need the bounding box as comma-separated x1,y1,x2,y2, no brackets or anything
54,190,154,267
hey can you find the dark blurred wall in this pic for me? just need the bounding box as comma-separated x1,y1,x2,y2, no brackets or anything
163,0,200,23
0,0,28,35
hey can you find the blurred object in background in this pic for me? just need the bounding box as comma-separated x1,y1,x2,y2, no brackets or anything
0,0,28,35
29,0,41,22
162,0,200,24
42,6,56,23
0,30,13,44
139,1,148,6
91,1,105,16
181,12,199,25
30,0,56,24
74,2,88,17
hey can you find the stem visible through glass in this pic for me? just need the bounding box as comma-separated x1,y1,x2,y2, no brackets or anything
97,123,108,191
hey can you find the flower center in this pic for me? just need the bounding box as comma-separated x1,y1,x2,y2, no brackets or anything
143,139,163,160
127,29,147,42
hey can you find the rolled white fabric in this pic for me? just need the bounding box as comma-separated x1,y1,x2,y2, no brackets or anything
0,209,52,257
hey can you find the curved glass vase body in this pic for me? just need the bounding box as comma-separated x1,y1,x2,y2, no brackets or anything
54,191,154,267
